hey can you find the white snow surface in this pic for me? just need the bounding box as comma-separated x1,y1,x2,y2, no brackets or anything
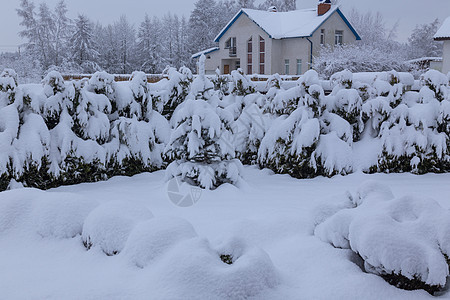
216,6,340,40
0,168,449,299
434,16,450,39
315,180,450,287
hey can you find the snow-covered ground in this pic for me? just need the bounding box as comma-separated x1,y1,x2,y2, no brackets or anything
1,166,450,299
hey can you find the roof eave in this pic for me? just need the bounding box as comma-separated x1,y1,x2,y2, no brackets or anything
214,9,273,43
191,47,219,59
434,37,450,41
332,7,361,41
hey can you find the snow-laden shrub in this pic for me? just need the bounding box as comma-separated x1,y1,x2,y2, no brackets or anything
112,73,146,119
313,44,411,79
152,237,278,299
165,98,242,189
420,69,448,102
235,103,272,165
73,83,111,144
82,200,153,255
33,193,99,239
330,69,353,89
259,82,353,178
40,71,75,129
107,112,170,175
0,69,19,106
211,68,229,97
121,217,197,268
159,66,193,119
326,88,364,141
86,71,115,99
315,181,450,294
229,68,255,96
372,84,450,173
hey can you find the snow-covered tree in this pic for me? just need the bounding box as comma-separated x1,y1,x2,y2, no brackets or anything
114,15,137,74
188,0,222,54
259,70,353,178
258,0,296,11
165,55,242,189
71,14,99,72
407,19,443,59
313,45,410,79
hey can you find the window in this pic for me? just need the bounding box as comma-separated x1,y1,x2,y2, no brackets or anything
259,36,265,74
284,59,290,75
296,59,302,75
225,37,237,56
320,29,325,45
247,37,252,74
335,30,343,45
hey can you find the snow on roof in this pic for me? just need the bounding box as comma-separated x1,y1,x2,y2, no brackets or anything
406,57,443,64
191,47,219,59
434,16,450,40
214,6,360,42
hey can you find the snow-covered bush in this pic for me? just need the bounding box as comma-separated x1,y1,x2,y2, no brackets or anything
107,112,170,175
420,69,448,102
161,66,193,119
371,71,450,174
211,68,229,96
152,237,278,299
122,217,197,268
34,193,99,239
40,71,75,129
235,103,271,165
82,200,153,255
228,68,255,96
313,44,411,79
165,56,242,189
165,99,242,189
0,69,19,105
259,74,353,178
315,181,450,294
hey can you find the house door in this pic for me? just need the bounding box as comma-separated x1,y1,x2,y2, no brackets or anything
224,65,230,74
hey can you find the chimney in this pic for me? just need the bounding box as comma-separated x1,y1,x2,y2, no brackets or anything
268,6,277,12
317,0,331,16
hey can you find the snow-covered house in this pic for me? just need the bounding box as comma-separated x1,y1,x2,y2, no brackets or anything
434,16,450,74
192,1,360,75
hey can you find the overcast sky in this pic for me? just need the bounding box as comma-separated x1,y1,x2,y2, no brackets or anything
1,0,449,52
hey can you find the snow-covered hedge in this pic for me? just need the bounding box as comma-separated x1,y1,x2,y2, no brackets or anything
0,66,448,191
0,69,169,191
315,181,450,294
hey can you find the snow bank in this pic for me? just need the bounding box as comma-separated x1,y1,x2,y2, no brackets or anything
122,216,198,268
82,200,154,255
315,181,450,294
34,194,99,239
152,237,278,299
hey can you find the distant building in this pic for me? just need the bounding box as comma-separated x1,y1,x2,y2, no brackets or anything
407,57,443,72
192,0,360,75
434,16,450,74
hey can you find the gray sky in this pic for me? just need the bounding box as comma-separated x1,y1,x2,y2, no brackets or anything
1,0,449,52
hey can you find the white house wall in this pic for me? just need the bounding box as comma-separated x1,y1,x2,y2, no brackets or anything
309,11,357,55
205,14,272,75
442,40,450,74
204,9,358,75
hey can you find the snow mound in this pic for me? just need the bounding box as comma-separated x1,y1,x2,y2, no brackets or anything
33,194,99,239
153,236,278,299
82,200,153,255
315,181,450,294
0,188,38,233
122,216,198,268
